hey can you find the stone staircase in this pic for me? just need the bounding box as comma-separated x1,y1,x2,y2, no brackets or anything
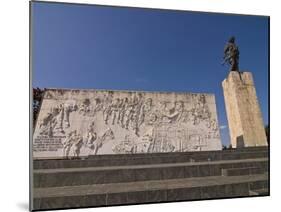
32,147,269,211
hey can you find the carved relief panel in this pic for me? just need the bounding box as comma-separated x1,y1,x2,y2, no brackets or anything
33,89,222,158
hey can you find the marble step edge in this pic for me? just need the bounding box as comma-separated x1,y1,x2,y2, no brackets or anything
34,157,268,174
221,167,268,176
34,150,269,162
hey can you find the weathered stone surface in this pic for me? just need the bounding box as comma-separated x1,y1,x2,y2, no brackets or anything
33,89,221,158
33,174,268,210
33,89,222,158
33,157,268,188
222,72,267,148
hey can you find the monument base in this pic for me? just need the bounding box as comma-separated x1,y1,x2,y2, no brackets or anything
222,71,267,148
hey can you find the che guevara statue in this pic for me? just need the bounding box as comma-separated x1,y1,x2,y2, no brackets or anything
223,36,240,72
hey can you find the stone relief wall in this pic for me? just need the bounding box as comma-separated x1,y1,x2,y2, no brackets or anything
33,89,222,158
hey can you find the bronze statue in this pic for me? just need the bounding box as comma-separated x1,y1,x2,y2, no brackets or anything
223,36,240,71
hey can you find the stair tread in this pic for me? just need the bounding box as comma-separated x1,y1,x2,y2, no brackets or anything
34,157,268,174
35,150,269,161
222,166,261,170
33,173,268,198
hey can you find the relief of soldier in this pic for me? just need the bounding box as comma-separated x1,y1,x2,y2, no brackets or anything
90,97,103,116
85,121,97,149
78,98,91,115
139,98,153,126
62,130,82,158
160,100,185,123
39,102,77,136
101,92,149,136
188,94,211,125
99,92,214,139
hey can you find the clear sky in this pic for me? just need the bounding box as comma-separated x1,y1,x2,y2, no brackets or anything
31,2,269,146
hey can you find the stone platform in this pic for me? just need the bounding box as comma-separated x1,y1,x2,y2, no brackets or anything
32,146,269,211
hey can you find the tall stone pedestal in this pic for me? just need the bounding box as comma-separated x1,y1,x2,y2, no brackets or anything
222,71,267,148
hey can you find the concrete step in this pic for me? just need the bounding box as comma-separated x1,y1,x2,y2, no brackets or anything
34,158,268,188
221,167,268,176
33,173,268,211
33,149,268,169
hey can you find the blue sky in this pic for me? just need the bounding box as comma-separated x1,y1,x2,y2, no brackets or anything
32,2,269,146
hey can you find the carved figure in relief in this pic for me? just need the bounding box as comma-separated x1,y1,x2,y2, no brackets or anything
124,103,134,130
78,98,91,115
188,95,211,125
144,129,157,153
39,107,59,136
139,112,157,153
162,101,184,123
149,126,173,153
110,98,120,125
39,110,57,129
98,93,157,137
73,132,84,157
39,101,77,136
54,104,65,133
130,112,138,136
119,97,128,128
85,121,97,149
124,135,135,153
104,92,114,106
207,119,218,131
103,93,114,124
133,94,144,136
90,97,103,117
139,98,153,126
113,112,158,153
145,112,158,126
159,101,170,114
62,130,76,158
103,104,111,125
116,99,124,124
63,102,77,128
93,128,115,155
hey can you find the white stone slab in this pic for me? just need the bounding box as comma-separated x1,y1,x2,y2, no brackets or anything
33,89,222,158
222,71,268,148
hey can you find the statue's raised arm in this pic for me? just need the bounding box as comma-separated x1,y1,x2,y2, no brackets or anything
222,36,240,72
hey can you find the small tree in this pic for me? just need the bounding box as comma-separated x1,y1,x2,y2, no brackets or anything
33,87,45,128
222,144,232,150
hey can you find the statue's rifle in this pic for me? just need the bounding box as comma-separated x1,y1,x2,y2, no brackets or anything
221,54,231,66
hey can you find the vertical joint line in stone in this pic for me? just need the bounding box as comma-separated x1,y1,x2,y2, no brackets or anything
238,71,244,84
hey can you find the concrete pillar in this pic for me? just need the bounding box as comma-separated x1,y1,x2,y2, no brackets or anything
222,71,267,148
